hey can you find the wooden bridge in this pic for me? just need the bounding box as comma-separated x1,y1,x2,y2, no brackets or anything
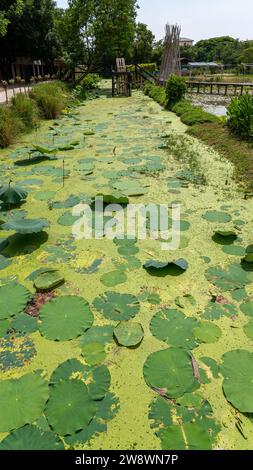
188,81,253,96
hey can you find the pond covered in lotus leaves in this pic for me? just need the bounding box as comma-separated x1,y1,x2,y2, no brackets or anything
0,81,253,450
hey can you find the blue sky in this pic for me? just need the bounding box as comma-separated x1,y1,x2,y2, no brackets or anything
56,0,252,42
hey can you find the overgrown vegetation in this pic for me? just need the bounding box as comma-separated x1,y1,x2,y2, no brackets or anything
0,106,22,148
143,81,218,126
29,81,69,119
11,94,39,130
189,122,253,191
172,100,218,126
227,93,253,140
0,81,70,148
80,74,100,90
143,82,166,106
165,75,187,109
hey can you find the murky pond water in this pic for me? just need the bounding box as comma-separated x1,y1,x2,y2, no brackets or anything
0,81,253,450
189,93,231,116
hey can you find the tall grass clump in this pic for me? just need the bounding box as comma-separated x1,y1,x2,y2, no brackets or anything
11,94,39,130
30,81,69,119
0,106,22,148
227,93,253,140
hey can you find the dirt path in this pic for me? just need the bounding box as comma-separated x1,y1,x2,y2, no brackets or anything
0,82,253,450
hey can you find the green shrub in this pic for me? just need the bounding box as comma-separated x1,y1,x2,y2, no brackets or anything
0,106,22,148
227,93,253,140
165,75,187,109
80,74,100,90
29,81,69,119
11,94,39,130
143,82,166,106
172,100,218,126
72,85,87,101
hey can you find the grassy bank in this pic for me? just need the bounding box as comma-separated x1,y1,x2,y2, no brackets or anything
0,81,70,148
188,122,253,192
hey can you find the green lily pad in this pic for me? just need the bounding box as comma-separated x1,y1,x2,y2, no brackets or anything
243,320,253,341
150,309,198,349
35,191,55,201
0,283,31,320
203,211,232,223
80,325,114,346
0,373,49,432
222,245,246,256
160,423,212,450
143,348,199,398
2,218,49,234
97,192,129,204
100,270,127,287
34,270,64,291
39,296,94,341
243,245,253,263
205,264,253,292
220,349,253,412
81,342,106,366
0,425,64,450
0,184,27,205
118,245,139,256
143,259,188,276
93,292,140,321
45,379,96,436
11,313,38,334
193,322,222,343
112,180,147,196
240,301,253,317
57,212,80,226
114,321,144,347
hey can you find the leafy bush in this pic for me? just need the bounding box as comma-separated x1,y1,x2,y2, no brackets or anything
143,82,166,106
80,74,100,90
0,106,22,148
172,100,218,126
72,85,88,102
11,94,39,130
227,93,253,140
165,75,187,109
30,81,69,119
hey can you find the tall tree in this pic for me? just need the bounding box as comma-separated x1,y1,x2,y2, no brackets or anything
0,0,24,36
0,0,59,60
133,23,154,64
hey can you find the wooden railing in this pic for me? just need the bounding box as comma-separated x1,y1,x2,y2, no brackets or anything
188,81,253,96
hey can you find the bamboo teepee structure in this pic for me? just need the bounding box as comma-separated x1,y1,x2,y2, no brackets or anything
159,24,181,83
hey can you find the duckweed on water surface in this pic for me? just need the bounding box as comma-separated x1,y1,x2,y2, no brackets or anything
0,82,253,450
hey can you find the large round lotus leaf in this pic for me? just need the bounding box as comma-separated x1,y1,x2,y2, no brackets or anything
150,309,198,349
220,349,253,412
11,313,38,334
243,320,253,341
88,365,111,401
112,180,147,196
34,270,64,291
118,245,139,256
81,342,106,365
160,423,212,450
243,245,253,263
2,218,49,234
143,259,188,276
100,270,127,287
45,379,97,435
240,302,253,317
80,325,114,346
114,321,144,347
35,191,55,201
96,192,129,204
203,211,232,223
0,425,64,450
222,245,245,257
57,212,80,226
205,264,252,292
143,348,199,398
193,322,222,344
0,283,31,320
93,292,140,321
50,358,90,385
0,184,27,205
39,296,94,341
0,373,49,432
